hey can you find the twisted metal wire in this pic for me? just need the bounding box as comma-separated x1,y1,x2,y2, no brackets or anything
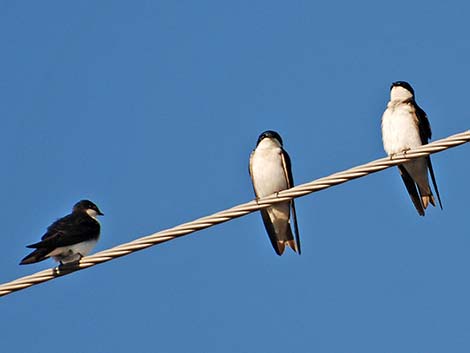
1,130,469,297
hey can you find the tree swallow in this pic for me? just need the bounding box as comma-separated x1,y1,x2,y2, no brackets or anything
381,81,443,216
20,200,104,265
249,130,301,255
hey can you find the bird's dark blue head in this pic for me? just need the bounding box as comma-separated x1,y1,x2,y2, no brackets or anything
73,200,104,216
391,81,415,96
256,130,283,146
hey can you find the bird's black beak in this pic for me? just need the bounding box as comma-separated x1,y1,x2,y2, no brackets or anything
98,210,104,216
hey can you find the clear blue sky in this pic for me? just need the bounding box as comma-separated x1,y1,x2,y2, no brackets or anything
1,1,469,352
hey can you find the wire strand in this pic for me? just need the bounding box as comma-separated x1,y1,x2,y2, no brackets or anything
1,130,469,297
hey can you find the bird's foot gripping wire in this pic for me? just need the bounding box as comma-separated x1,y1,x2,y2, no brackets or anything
54,256,82,275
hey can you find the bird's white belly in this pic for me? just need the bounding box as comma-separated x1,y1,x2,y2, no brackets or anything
48,239,98,263
251,149,288,197
382,106,422,155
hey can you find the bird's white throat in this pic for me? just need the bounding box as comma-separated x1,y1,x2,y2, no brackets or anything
257,137,282,150
86,209,99,220
390,86,413,102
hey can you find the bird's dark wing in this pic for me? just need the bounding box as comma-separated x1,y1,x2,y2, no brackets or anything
414,102,443,209
260,209,283,256
398,165,425,216
280,149,301,254
27,213,100,249
426,156,443,209
414,103,432,144
19,248,51,265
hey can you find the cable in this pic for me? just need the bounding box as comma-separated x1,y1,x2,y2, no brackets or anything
1,130,469,297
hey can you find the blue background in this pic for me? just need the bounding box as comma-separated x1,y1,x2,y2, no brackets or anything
1,1,469,352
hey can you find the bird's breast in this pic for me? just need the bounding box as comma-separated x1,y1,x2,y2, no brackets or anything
382,104,422,155
251,147,288,197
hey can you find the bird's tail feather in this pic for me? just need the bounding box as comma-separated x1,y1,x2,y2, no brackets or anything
285,239,299,253
427,157,443,210
422,195,435,209
274,241,286,256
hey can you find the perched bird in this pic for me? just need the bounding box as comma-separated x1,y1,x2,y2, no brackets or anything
20,200,104,265
249,130,301,255
381,81,443,216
